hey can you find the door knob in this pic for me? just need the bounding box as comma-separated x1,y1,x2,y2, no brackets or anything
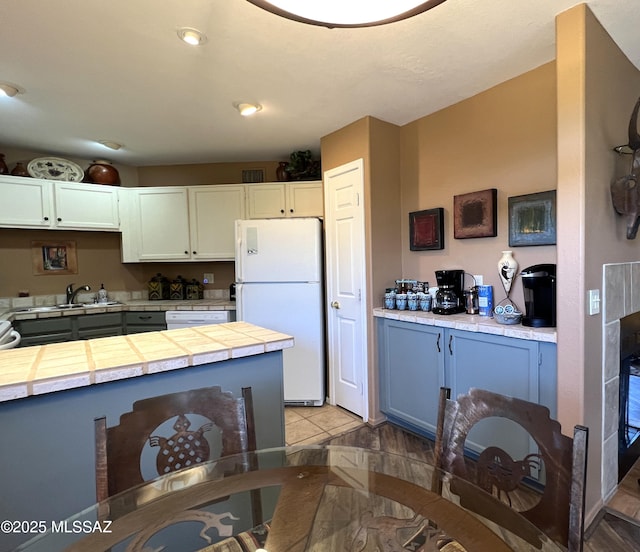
331,301,341,309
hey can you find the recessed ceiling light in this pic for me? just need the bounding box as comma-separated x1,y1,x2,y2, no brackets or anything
236,103,262,116
177,27,207,46
0,83,20,97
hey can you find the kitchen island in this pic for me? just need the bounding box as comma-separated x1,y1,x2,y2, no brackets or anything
0,322,292,552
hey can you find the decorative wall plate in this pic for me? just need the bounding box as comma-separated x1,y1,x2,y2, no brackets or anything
27,157,84,182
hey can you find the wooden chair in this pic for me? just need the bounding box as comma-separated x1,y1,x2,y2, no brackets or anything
433,387,588,552
95,386,260,522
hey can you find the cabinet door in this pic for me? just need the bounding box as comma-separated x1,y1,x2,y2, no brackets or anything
447,329,540,468
189,185,245,260
286,181,323,217
54,182,120,231
0,176,53,228
246,183,286,218
133,188,191,261
378,319,444,435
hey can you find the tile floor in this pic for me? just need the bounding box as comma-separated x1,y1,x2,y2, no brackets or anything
284,403,364,445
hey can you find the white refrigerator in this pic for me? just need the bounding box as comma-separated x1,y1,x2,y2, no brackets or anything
235,218,325,405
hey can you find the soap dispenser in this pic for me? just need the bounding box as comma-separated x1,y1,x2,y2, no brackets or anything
97,283,108,304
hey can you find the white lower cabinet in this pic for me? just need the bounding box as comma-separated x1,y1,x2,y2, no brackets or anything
120,184,246,262
0,175,120,231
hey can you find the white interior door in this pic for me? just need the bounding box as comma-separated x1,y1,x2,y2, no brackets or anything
324,159,367,419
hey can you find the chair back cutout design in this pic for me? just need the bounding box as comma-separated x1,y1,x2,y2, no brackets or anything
433,387,588,552
95,386,256,502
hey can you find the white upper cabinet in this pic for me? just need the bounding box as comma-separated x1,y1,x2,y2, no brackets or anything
121,187,191,262
246,181,323,218
0,175,120,231
120,184,246,262
189,185,245,260
0,177,53,228
53,182,120,230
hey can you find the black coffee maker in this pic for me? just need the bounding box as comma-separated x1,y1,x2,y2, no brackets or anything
433,269,465,315
521,264,556,327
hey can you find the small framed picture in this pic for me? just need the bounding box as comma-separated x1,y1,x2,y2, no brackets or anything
410,208,444,250
508,190,556,246
453,188,497,239
32,240,78,275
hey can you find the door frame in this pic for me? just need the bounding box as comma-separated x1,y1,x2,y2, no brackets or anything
324,158,368,421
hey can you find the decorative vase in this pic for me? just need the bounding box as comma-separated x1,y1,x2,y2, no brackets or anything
276,161,290,182
86,160,120,185
497,250,518,297
0,154,8,175
11,162,30,177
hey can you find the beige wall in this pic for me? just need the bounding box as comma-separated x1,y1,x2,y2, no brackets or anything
137,161,283,187
0,146,139,187
320,117,403,424
400,62,557,308
557,4,640,517
0,228,235,297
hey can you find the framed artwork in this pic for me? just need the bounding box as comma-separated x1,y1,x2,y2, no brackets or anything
453,188,497,239
32,240,78,275
508,190,556,246
409,208,444,250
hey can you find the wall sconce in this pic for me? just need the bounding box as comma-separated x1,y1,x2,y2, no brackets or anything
246,0,448,28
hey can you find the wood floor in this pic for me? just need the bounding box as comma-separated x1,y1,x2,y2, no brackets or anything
314,420,640,551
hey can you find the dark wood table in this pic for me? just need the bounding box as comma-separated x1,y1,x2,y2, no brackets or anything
14,446,563,551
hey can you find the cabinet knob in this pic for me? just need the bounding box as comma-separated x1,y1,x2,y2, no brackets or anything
280,209,285,214
44,216,49,221
290,209,294,213
57,217,62,222
192,251,197,255
184,250,189,255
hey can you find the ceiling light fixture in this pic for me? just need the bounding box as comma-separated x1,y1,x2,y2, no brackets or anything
98,140,123,150
237,103,262,116
246,0,448,28
177,27,207,46
0,83,20,97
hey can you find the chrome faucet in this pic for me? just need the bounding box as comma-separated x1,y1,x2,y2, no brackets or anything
66,283,91,305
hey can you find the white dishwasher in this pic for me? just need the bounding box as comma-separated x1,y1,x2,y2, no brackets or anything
165,310,232,329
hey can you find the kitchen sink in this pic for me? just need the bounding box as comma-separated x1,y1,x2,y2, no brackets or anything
12,306,60,313
83,301,122,308
12,302,122,314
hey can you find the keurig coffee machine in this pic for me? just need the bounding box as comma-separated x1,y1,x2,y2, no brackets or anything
521,264,556,327
433,269,465,314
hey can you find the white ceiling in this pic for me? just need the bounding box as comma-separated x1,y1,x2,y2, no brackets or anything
0,0,639,167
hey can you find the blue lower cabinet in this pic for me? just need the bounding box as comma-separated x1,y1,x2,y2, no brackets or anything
377,318,557,472
378,318,444,436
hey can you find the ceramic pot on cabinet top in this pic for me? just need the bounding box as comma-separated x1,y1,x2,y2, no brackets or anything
86,160,120,185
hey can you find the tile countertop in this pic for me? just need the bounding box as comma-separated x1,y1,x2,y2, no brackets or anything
2,299,236,322
0,322,293,403
373,307,557,343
